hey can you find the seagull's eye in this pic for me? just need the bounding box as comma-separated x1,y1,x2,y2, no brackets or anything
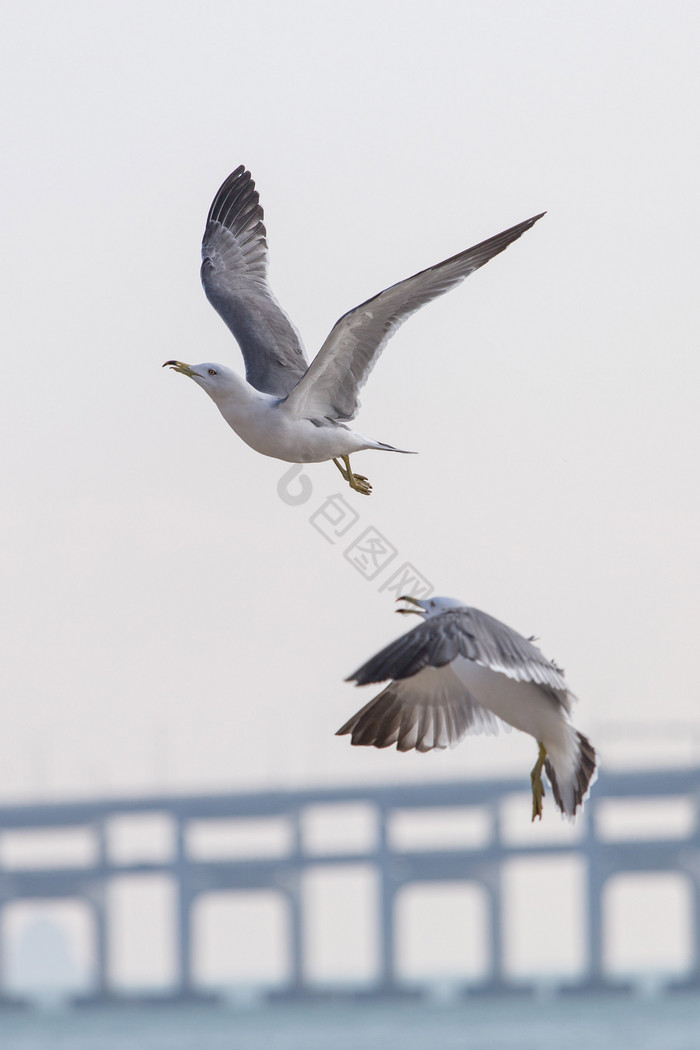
208,368,217,376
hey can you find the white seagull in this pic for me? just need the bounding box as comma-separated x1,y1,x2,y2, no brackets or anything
164,165,544,495
337,596,596,820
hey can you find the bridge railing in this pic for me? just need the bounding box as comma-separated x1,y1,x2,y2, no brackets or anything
0,767,698,1000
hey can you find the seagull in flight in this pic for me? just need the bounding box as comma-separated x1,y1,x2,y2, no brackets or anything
337,596,596,820
165,166,544,495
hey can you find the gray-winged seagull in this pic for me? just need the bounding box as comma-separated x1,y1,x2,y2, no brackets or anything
164,166,544,494
337,596,596,820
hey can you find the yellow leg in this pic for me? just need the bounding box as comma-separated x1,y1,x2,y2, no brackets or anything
333,455,372,496
332,457,349,479
530,741,547,822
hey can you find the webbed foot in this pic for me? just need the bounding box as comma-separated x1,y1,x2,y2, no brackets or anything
333,456,372,496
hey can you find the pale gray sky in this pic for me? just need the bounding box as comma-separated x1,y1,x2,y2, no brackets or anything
2,0,699,803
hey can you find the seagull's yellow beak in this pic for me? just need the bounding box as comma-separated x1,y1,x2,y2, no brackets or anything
162,360,201,378
396,595,426,616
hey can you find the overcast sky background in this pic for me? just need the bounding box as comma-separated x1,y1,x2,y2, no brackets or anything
2,1,699,807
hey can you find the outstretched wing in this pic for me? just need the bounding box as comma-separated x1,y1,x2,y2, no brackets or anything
201,166,309,397
347,606,570,695
337,663,503,752
338,605,573,754
284,212,544,421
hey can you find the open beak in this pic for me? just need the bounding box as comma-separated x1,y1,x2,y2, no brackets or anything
396,594,427,616
162,360,202,378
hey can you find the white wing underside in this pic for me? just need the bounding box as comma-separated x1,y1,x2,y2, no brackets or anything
337,606,597,817
337,663,509,753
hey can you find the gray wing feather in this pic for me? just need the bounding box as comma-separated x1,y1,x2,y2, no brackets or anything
336,664,503,752
285,212,544,421
337,606,571,754
346,607,570,694
201,166,309,397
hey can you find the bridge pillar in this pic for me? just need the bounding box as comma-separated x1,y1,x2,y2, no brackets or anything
285,882,304,992
482,803,505,989
584,805,606,986
175,818,193,995
86,819,109,998
287,810,304,992
85,890,109,998
0,899,4,995
177,889,194,993
484,871,504,987
682,860,700,986
377,807,396,989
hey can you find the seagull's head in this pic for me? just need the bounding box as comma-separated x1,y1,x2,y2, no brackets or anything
396,595,465,619
162,361,244,404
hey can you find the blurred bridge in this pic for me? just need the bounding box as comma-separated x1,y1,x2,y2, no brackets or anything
1,766,700,1003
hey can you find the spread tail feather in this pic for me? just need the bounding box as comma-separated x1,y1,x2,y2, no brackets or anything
545,730,597,819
